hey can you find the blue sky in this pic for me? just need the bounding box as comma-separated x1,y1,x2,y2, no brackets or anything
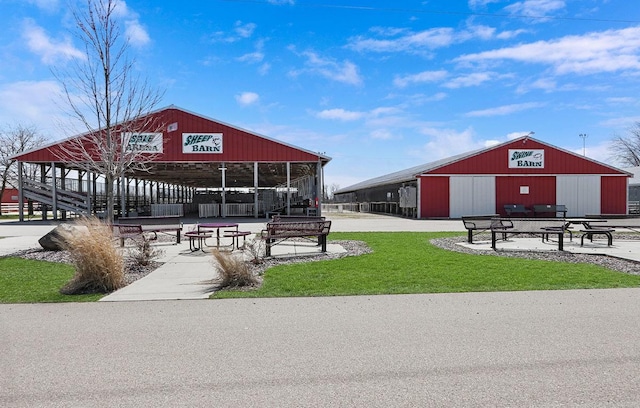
1,0,640,190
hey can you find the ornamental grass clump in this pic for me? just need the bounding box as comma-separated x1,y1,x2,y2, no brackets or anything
210,249,259,289
58,217,125,295
127,235,164,266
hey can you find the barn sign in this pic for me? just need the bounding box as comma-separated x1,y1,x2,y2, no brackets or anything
182,133,223,153
123,132,164,153
508,149,544,168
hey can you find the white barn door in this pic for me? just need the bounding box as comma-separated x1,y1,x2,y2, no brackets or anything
450,176,496,218
556,175,601,217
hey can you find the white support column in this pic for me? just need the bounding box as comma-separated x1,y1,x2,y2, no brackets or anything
120,175,126,217
254,162,259,218
286,162,291,215
316,159,323,216
18,162,24,222
51,162,58,220
220,163,227,218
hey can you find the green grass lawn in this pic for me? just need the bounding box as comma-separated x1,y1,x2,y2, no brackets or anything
2,231,640,303
213,231,640,298
0,257,103,303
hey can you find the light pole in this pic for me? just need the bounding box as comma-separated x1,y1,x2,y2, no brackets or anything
579,133,588,156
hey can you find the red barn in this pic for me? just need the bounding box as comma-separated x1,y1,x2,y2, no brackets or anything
11,106,330,220
336,136,631,218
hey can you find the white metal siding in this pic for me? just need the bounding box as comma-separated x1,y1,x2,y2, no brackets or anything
556,175,601,217
450,176,496,218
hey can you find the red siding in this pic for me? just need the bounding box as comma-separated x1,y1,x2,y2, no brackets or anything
429,139,622,175
15,107,321,163
495,176,556,216
1,188,21,203
419,176,449,217
601,176,627,214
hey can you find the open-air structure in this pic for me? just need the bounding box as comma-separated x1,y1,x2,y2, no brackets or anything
11,106,330,221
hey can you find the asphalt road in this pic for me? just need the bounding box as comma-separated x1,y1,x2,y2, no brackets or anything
3,289,640,407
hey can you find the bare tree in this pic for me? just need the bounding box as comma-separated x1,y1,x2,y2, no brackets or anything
54,0,164,222
0,124,48,215
610,122,640,167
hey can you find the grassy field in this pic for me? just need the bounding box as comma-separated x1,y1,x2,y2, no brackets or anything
0,257,103,303
2,231,640,303
213,231,640,298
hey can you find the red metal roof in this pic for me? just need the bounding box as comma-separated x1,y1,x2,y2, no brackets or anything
424,137,627,176
13,106,330,164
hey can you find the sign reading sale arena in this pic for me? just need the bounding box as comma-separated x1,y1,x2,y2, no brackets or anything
508,149,544,168
182,133,223,153
123,132,164,153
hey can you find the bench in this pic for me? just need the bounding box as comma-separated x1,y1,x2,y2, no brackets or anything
271,215,326,222
113,224,146,246
533,204,567,218
261,220,332,257
579,228,614,246
585,215,640,233
461,215,499,243
490,218,569,251
504,204,531,217
114,215,182,246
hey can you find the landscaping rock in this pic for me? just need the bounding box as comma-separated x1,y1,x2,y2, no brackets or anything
38,224,79,251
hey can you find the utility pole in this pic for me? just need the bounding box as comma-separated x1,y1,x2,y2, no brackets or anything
579,133,588,156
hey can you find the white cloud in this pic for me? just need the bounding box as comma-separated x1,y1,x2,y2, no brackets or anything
468,0,502,9
459,23,496,41
112,0,131,18
347,27,455,54
412,126,481,161
268,0,295,4
210,22,257,43
0,81,69,135
237,51,264,63
466,102,544,117
316,109,365,121
456,26,640,76
22,19,84,64
443,72,493,88
370,129,395,140
291,51,363,86
506,131,535,140
599,115,640,128
605,97,637,105
237,39,265,64
496,29,528,40
235,92,260,106
234,21,257,38
26,0,59,11
393,70,448,88
125,19,150,47
258,63,271,75
504,0,566,17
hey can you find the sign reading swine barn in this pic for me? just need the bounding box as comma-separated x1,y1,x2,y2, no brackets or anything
123,132,164,153
508,149,544,168
182,133,223,153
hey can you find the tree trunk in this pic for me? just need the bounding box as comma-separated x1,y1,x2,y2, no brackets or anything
105,174,115,222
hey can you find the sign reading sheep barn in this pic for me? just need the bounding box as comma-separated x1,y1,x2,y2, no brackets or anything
182,133,223,153
508,149,544,168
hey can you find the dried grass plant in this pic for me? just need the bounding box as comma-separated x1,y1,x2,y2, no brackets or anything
58,217,125,295
210,249,259,289
127,235,164,266
243,236,264,265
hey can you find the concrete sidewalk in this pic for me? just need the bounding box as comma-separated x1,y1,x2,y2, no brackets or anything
100,239,348,302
